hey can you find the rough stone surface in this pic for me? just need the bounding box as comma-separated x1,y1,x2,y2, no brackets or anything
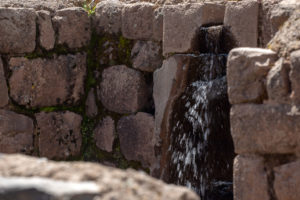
36,111,82,160
163,3,225,55
153,7,163,41
266,58,290,103
234,155,269,200
37,10,55,50
9,53,86,108
0,177,99,200
224,0,258,47
117,112,155,168
290,50,300,105
269,10,300,57
231,104,300,154
0,110,34,154
0,59,9,108
122,2,154,40
53,7,91,49
94,116,115,152
274,160,300,200
85,89,98,118
0,154,200,200
131,41,162,72
0,8,36,53
98,65,148,114
227,48,277,104
94,0,123,34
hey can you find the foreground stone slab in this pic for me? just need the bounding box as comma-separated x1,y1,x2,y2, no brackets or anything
36,111,82,160
53,7,91,49
9,54,86,108
0,176,99,200
274,160,300,200
94,116,115,152
0,154,200,200
0,110,34,154
163,3,225,55
234,155,269,200
224,0,259,47
0,8,36,53
98,65,148,114
227,48,277,104
117,112,155,168
0,59,8,108
231,104,300,154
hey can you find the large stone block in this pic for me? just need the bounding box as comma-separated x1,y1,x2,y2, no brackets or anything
122,2,154,40
227,48,277,104
117,112,155,168
37,10,55,50
231,104,300,154
94,116,115,152
0,58,8,108
274,160,300,200
163,3,225,55
234,155,269,200
131,41,162,72
152,7,163,41
53,7,91,49
0,110,34,154
9,53,86,108
36,111,82,160
224,0,259,47
94,0,123,34
0,8,36,53
98,65,148,114
290,50,300,105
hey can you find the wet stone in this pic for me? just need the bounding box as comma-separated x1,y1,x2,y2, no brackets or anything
0,109,34,154
36,111,82,160
9,53,86,108
0,8,36,53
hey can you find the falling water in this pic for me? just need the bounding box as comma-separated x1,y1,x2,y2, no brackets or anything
165,26,235,200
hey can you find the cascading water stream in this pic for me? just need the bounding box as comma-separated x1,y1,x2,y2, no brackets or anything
163,26,235,200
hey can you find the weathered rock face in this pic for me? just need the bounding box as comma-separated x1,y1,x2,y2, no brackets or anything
224,0,259,47
36,111,82,160
231,104,300,155
163,3,225,55
85,89,98,118
117,112,155,168
0,154,200,200
274,160,300,200
53,7,91,49
0,110,34,154
122,3,154,40
0,8,36,53
227,48,278,104
131,41,162,72
9,54,86,108
290,50,300,105
268,10,300,57
37,10,55,50
94,116,115,152
94,0,123,34
0,59,9,108
98,65,148,114
234,155,269,200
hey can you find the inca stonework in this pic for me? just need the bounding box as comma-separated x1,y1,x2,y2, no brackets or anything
0,0,299,200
